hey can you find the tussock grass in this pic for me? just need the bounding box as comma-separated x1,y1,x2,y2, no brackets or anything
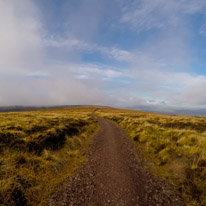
0,107,98,205
97,108,206,206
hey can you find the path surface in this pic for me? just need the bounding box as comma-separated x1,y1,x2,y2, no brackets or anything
49,118,184,206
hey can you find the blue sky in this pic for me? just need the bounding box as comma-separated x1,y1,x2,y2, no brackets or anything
1,0,206,108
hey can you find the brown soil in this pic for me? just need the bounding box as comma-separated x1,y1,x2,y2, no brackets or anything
48,118,184,206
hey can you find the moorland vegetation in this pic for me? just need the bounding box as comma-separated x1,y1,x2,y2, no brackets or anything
97,108,206,206
0,107,98,205
1,106,205,206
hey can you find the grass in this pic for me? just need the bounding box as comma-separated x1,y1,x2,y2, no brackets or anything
97,108,206,206
0,106,99,206
1,106,206,205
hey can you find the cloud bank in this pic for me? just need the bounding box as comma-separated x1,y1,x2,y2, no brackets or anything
1,0,206,110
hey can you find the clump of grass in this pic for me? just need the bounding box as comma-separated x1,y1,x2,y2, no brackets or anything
0,107,99,205
97,108,206,206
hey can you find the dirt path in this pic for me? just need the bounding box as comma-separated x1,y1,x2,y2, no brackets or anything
48,118,184,206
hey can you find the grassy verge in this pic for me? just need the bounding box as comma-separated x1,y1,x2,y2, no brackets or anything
0,107,99,205
97,108,206,206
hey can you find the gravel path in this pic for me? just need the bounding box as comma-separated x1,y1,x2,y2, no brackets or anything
48,118,184,206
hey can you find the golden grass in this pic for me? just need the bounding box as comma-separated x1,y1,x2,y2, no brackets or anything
97,107,206,206
0,107,99,205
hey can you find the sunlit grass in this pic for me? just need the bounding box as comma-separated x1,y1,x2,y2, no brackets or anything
0,107,99,205
97,108,206,206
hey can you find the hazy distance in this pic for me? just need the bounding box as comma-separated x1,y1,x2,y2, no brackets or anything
1,0,206,115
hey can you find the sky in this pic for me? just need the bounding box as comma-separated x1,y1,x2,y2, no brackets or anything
1,0,206,110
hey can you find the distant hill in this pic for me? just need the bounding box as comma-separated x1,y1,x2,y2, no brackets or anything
0,105,83,113
1,105,206,117
128,105,206,117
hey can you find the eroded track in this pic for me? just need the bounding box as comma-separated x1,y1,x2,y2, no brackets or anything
49,118,184,206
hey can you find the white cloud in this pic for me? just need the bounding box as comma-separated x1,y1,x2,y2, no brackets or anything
44,37,92,51
1,0,206,110
26,71,49,78
116,0,202,75
44,36,136,63
53,63,126,81
127,69,206,107
119,0,206,31
199,23,206,36
0,0,44,75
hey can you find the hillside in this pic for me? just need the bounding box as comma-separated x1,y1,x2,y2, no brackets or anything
0,106,205,205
